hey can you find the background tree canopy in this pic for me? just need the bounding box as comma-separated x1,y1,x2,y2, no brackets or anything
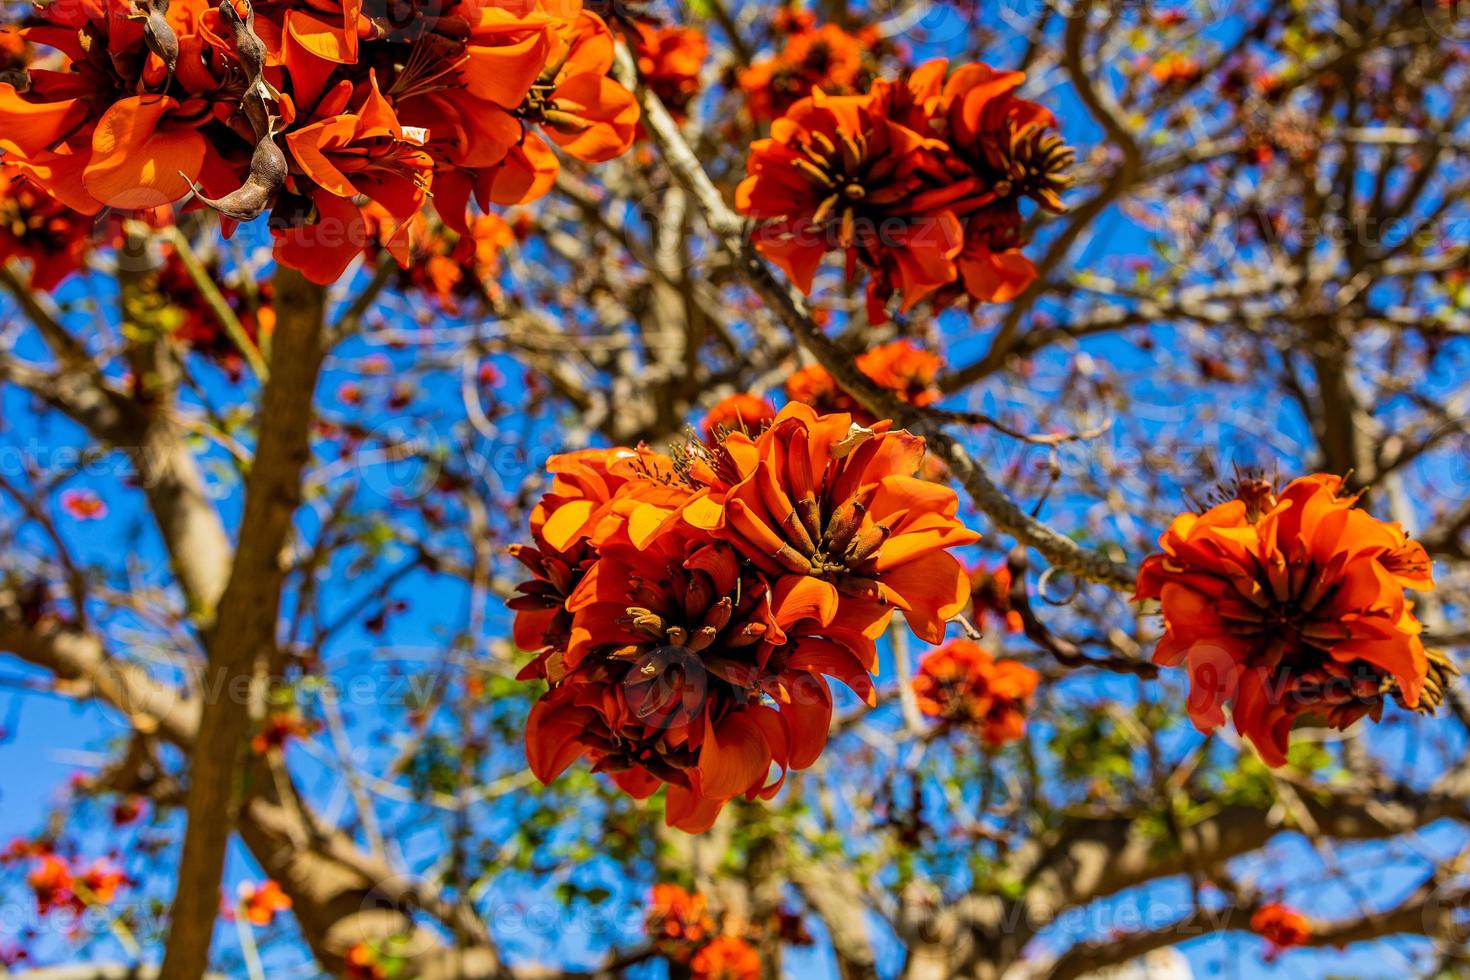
0,0,1467,978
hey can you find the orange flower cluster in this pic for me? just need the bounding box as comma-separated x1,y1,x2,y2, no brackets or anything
785,339,941,424
644,882,760,977
631,21,707,121
967,561,1023,635
1135,475,1437,766
739,15,878,122
392,210,514,314
737,58,1072,322
344,943,388,980
513,404,979,830
26,854,127,916
647,883,715,956
237,879,292,926
250,711,316,754
911,640,1039,747
0,0,637,286
158,243,276,380
1148,53,1204,87
690,935,761,980
0,168,94,290
1251,902,1310,956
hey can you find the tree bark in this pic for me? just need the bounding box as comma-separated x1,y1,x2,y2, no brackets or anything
159,267,328,979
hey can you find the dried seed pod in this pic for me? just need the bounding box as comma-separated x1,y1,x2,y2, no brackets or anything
140,0,178,76
219,0,266,83
183,135,285,221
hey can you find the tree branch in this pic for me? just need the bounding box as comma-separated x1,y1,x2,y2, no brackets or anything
159,266,329,980
616,44,1137,592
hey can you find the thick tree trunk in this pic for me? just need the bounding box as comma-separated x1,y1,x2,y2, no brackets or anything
159,267,329,979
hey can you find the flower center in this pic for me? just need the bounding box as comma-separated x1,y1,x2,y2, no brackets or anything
981,118,1075,213
793,128,876,248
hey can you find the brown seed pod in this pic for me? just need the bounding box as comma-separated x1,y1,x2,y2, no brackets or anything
182,135,286,222
140,0,178,76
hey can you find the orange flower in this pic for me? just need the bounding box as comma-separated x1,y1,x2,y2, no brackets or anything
27,855,76,915
702,394,776,441
911,640,1039,747
77,859,127,905
967,561,1023,635
871,59,1073,309
510,447,681,675
632,21,707,120
690,935,761,980
0,0,226,212
86,94,219,210
1251,903,1310,955
485,8,639,205
524,525,868,832
0,168,93,291
785,340,941,424
28,855,126,916
239,879,292,927
344,942,388,980
739,21,877,122
159,242,276,381
0,27,29,74
681,402,979,644
275,74,434,283
736,88,961,319
111,797,146,826
0,0,629,283
1135,475,1436,766
515,407,975,831
646,883,715,953
1149,54,1203,87
395,210,514,313
740,58,1071,319
60,489,108,522
251,712,314,755
381,3,557,223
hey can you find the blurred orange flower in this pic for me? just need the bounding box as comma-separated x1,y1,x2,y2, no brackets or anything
27,855,75,915
28,855,127,916
344,942,388,980
690,935,761,980
60,489,107,522
0,168,93,291
396,210,514,313
1149,53,1203,86
251,712,315,755
911,640,1039,747
1251,902,1310,955
158,243,276,381
785,340,941,424
632,22,707,121
647,883,715,954
968,561,1023,635
239,879,292,926
739,22,878,122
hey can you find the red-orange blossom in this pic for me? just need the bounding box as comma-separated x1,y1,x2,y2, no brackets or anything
512,404,979,831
